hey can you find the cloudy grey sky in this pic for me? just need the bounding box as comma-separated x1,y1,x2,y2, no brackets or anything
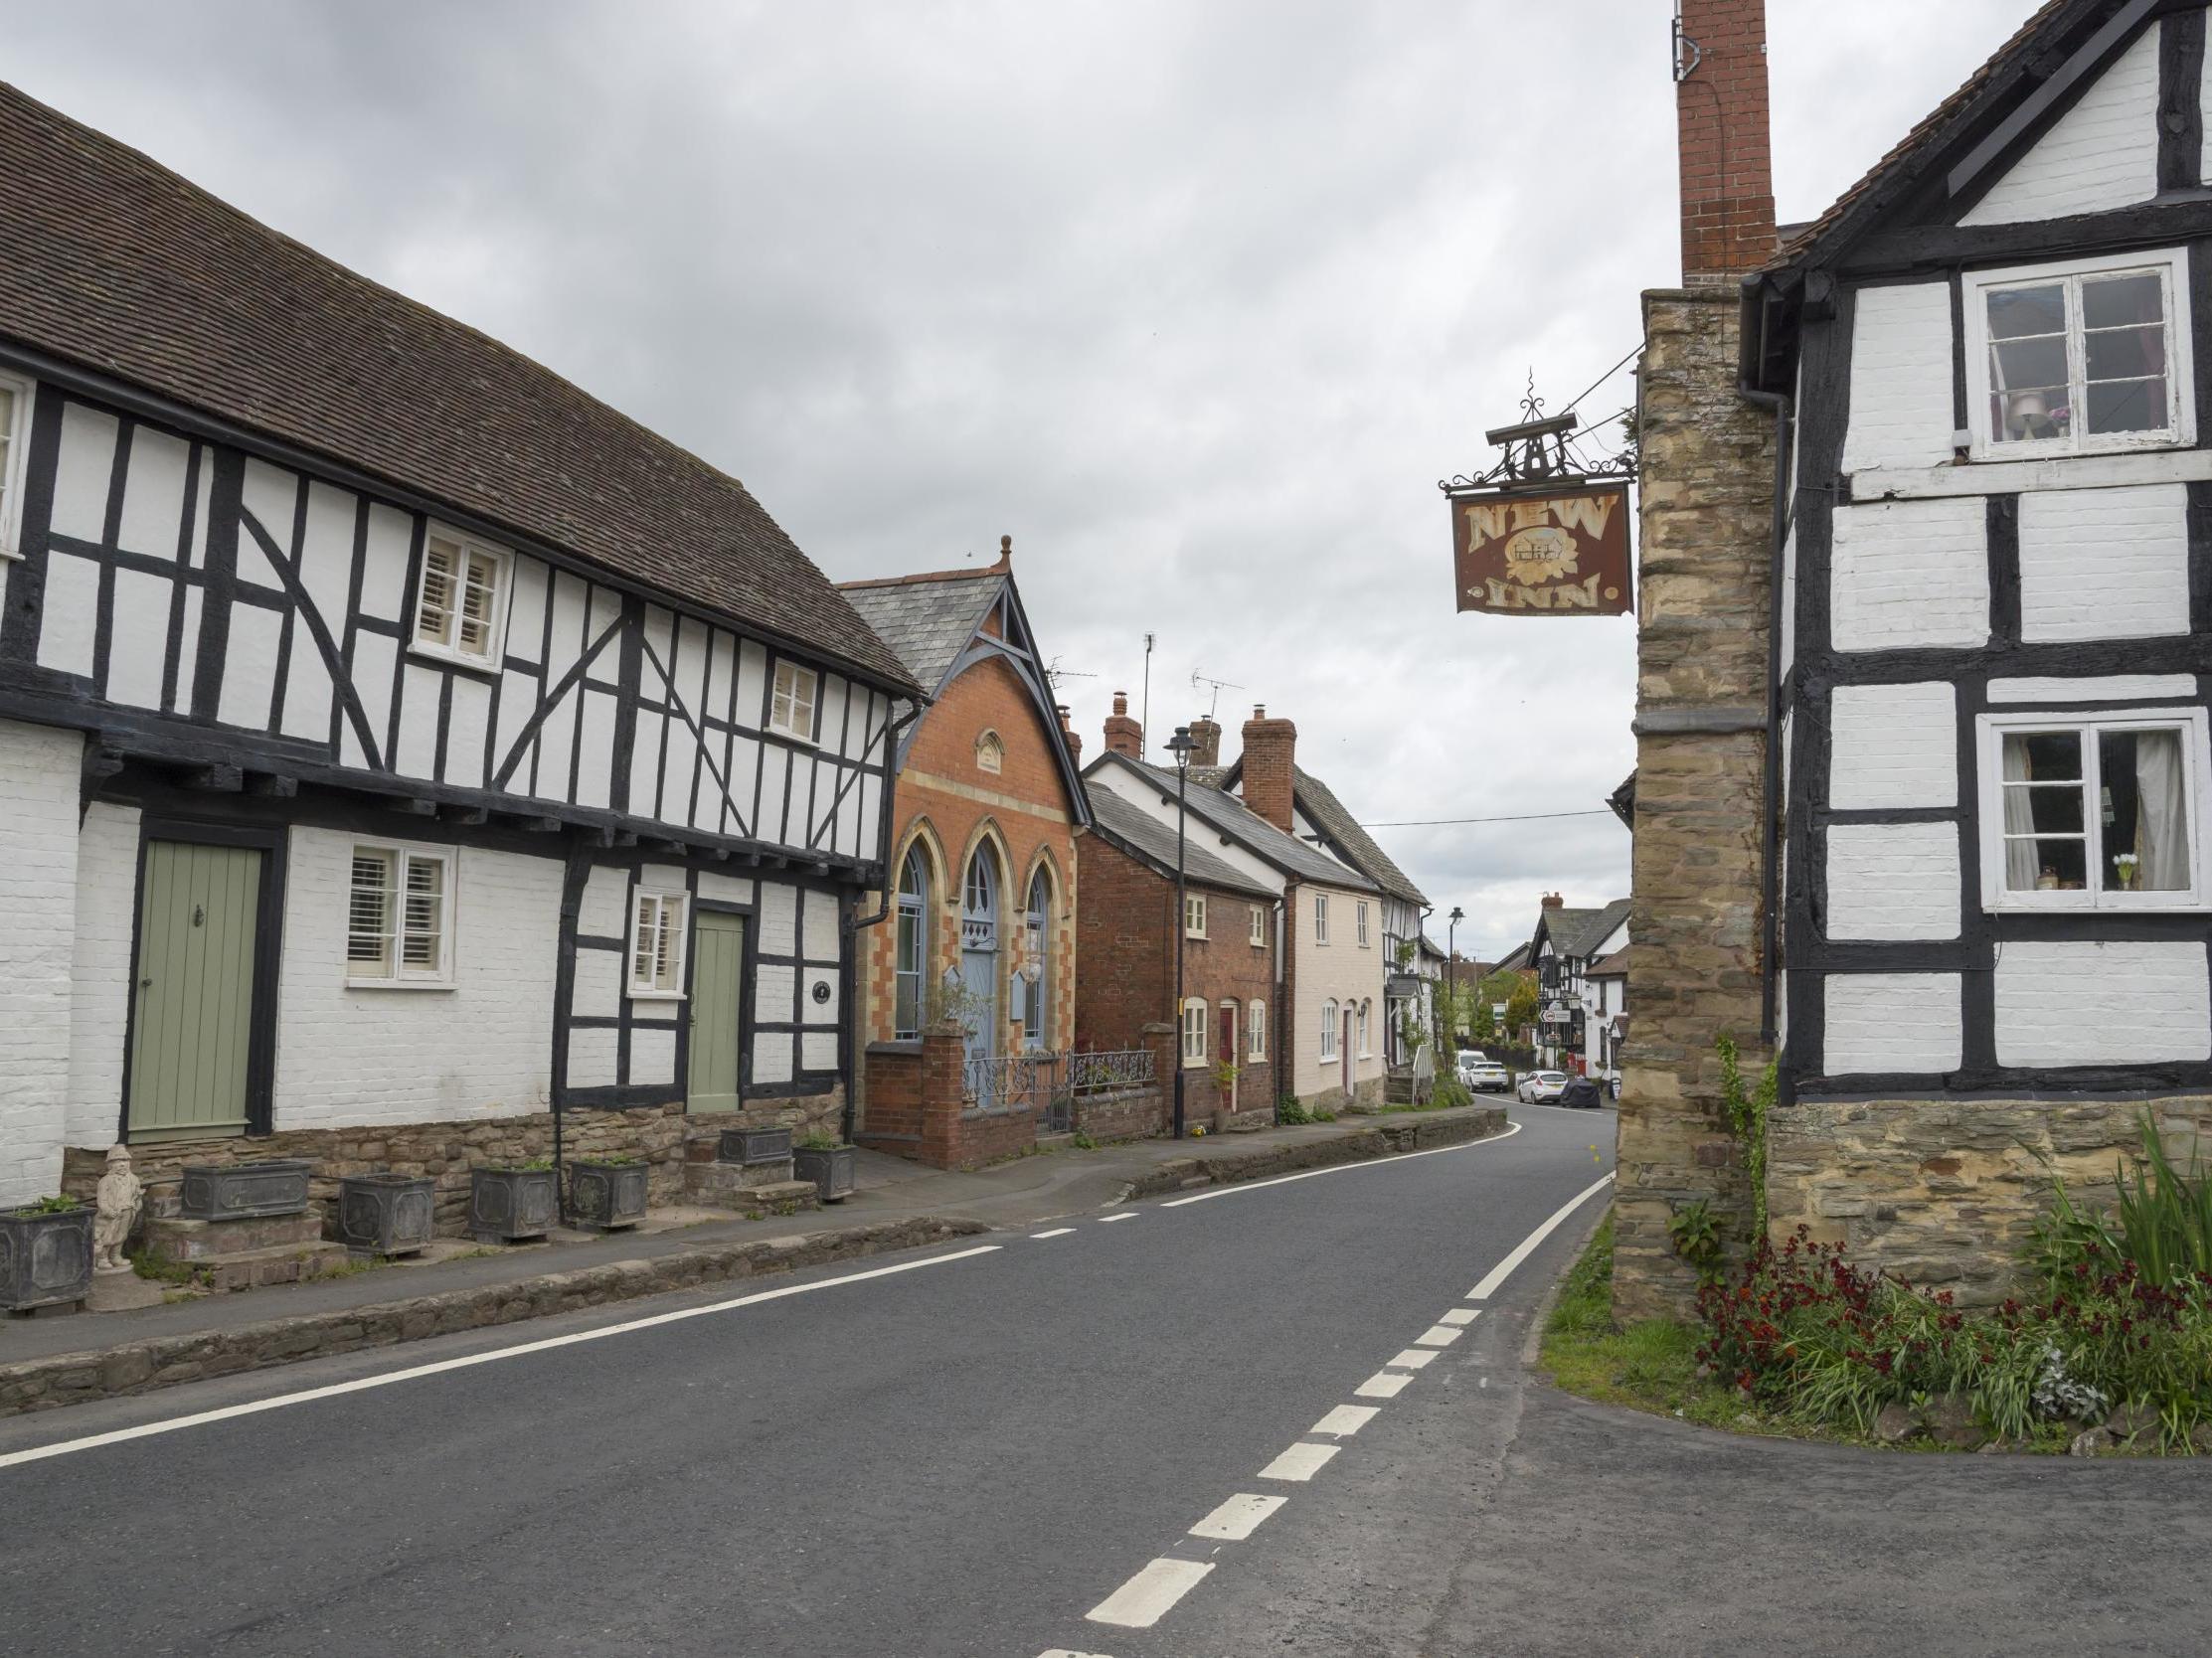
10,0,2024,958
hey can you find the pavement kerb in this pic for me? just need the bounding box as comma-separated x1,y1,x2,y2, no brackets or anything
1118,1103,1509,1200
0,1215,988,1420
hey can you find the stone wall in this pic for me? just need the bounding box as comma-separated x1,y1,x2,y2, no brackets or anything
1768,1095,2212,1304
1617,285,1776,1320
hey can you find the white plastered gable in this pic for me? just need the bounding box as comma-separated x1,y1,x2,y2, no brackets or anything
1959,25,2159,226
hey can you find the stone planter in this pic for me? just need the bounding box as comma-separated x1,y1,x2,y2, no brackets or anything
719,1127,792,1166
792,1145,856,1204
468,1167,558,1244
334,1174,435,1257
179,1159,313,1221
568,1160,649,1232
0,1205,94,1312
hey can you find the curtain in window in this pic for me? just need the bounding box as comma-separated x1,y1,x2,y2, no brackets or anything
2133,729,2188,890
2001,736,2038,891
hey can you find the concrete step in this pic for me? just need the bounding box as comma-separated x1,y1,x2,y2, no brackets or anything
144,1209,325,1262
684,1159,797,1204
188,1241,355,1293
684,1168,821,1215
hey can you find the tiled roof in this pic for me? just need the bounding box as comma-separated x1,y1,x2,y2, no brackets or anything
1082,785,1277,901
1541,899,1632,962
835,570,1004,697
1088,752,1378,892
0,83,919,695
1588,944,1633,978
1289,766,1428,908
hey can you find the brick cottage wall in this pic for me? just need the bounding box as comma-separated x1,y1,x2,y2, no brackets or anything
62,1090,842,1239
1617,285,1775,1320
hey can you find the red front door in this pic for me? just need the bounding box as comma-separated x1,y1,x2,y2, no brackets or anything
1218,1004,1237,1110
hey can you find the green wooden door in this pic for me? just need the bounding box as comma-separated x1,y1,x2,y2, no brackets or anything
687,910,747,1113
127,841,263,1141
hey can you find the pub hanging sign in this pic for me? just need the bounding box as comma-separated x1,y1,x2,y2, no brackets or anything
1440,405,1634,617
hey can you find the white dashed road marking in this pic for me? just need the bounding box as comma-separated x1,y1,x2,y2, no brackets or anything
1259,1441,1340,1482
1439,1307,1480,1327
1030,1229,1077,1240
1086,1559,1215,1628
1037,1650,1114,1657
1414,1325,1461,1347
1387,1348,1437,1371
1098,1213,1136,1224
1354,1371,1412,1400
1189,1493,1287,1541
1309,1405,1379,1436
1467,1172,1615,1300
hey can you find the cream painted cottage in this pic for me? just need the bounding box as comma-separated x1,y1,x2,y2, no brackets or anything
0,86,919,1212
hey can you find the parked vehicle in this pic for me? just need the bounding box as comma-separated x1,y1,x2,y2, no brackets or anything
1517,1071,1569,1104
1558,1076,1605,1109
1454,1050,1510,1091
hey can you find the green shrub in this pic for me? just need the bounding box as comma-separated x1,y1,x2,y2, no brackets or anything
15,1195,84,1215
2028,1114,2212,1288
794,1131,845,1152
1277,1096,1313,1125
1428,1076,1473,1110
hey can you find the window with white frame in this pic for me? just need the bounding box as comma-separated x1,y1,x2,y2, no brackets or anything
347,846,453,985
1248,999,1267,1062
1966,250,2192,459
1184,894,1207,937
1356,999,1371,1058
894,845,931,1041
1314,893,1330,944
1356,902,1370,946
1976,708,2209,911
1319,999,1338,1061
628,888,691,997
768,661,820,743
412,530,511,667
0,369,34,558
1249,905,1266,947
1181,997,1208,1066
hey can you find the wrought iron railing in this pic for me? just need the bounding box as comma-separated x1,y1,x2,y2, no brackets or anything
964,1050,1055,1112
1068,1049,1154,1094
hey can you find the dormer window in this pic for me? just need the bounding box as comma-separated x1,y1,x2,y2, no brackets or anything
1966,250,2191,460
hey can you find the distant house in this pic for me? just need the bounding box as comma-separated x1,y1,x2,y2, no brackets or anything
1526,896,1631,1074
1585,945,1632,1093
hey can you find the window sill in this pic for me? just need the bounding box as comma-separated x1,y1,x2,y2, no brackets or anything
1318,1056,1339,1067
628,989,688,1003
345,977,456,992
1984,900,2207,914
408,639,502,678
766,724,818,746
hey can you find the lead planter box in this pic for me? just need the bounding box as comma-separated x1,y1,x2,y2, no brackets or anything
719,1127,792,1167
469,1168,558,1244
791,1145,856,1204
334,1174,436,1256
0,1205,93,1311
568,1160,649,1232
179,1159,313,1221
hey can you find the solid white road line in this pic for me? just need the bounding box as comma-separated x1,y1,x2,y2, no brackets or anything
1097,1213,1136,1224
1414,1325,1462,1347
1354,1371,1412,1401
1157,1121,1523,1207
1439,1308,1480,1327
1309,1405,1380,1436
1387,1348,1437,1371
0,1244,1006,1472
1031,1228,1077,1240
1189,1493,1286,1541
1086,1559,1215,1628
1259,1441,1341,1482
1466,1172,1615,1301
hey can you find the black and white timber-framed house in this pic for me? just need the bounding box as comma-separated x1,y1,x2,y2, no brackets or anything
0,85,923,1208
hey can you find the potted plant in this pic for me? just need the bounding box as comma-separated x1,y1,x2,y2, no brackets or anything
1211,1060,1241,1095
334,1173,435,1256
568,1155,650,1231
468,1161,558,1244
791,1132,857,1203
179,1159,313,1220
0,1195,94,1311
718,1125,793,1167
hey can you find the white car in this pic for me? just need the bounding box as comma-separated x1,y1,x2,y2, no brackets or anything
1455,1050,1510,1091
1517,1071,1570,1104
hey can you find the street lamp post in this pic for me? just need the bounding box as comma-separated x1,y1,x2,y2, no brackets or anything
1165,724,1196,1138
1446,906,1463,1040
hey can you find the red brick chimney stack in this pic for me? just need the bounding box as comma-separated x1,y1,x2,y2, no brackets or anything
1542,892,1564,910
1241,703,1297,833
1057,703,1081,766
1675,0,1776,282
1188,715,1222,769
1104,691,1142,758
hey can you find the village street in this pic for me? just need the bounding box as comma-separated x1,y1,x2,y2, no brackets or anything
0,1103,2199,1658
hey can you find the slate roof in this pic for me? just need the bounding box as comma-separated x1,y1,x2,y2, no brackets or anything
0,83,919,695
1082,785,1276,901
1540,899,1632,963
835,570,1005,697
1588,944,1633,979
1198,759,1427,907
1087,752,1378,892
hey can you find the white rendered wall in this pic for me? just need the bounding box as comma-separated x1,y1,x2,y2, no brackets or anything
1825,823,1961,941
2017,484,2189,643
0,721,85,1204
1961,27,2158,225
1994,941,2212,1068
1987,674,2198,703
64,802,141,1149
272,827,562,1129
1828,682,1957,809
1293,882,1389,1103
1824,973,1963,1076
1842,282,1956,475
1830,498,1988,652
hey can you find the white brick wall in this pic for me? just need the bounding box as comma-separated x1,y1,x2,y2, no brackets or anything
580,865,627,939
1995,940,2211,1068
2018,484,2189,643
697,872,755,907
1831,498,1988,651
0,722,84,1204
272,828,563,1129
64,802,140,1149
1825,823,1960,941
1987,674,2197,703
1842,282,1956,475
1824,973,1962,1076
1961,26,2157,225
758,881,798,956
1829,682,1957,809
802,888,839,961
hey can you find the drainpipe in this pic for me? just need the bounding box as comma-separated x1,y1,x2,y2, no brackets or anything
1739,290,1793,1052
1272,894,1286,1123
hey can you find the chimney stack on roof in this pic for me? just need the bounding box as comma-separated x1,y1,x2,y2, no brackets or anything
1542,892,1564,910
1104,691,1142,758
1242,703,1297,833
1675,0,1776,282
1057,703,1081,766
1188,714,1222,769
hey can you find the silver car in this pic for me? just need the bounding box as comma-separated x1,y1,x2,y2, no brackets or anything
1457,1054,1510,1091
1517,1070,1570,1104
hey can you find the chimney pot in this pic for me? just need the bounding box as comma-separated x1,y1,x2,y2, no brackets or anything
1104,690,1142,758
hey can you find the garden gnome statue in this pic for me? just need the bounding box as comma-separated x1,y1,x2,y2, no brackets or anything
92,1144,143,1273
